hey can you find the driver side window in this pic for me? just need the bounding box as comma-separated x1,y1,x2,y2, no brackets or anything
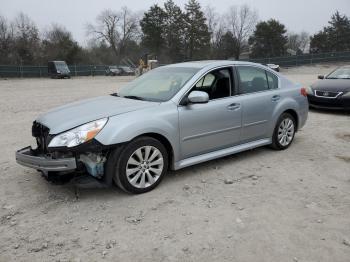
193,68,232,100
196,73,215,89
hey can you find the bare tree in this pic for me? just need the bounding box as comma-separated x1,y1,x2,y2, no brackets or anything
287,33,300,53
44,24,71,42
87,7,139,63
0,15,13,44
299,31,310,53
0,15,14,64
204,5,219,45
213,20,227,46
225,5,258,59
119,7,140,58
287,31,310,54
204,9,231,59
13,13,41,64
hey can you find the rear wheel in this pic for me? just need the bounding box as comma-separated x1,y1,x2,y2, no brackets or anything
107,137,168,194
271,113,296,150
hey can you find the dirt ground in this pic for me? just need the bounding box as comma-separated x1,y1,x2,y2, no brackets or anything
0,64,349,262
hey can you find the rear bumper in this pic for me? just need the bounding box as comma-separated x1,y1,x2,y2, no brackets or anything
15,146,77,172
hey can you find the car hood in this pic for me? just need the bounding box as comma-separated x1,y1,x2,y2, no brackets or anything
36,96,158,134
311,79,350,92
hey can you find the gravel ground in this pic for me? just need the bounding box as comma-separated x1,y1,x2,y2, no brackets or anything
0,64,349,262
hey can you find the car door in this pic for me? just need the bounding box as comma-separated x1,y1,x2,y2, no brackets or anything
178,67,242,159
235,65,280,143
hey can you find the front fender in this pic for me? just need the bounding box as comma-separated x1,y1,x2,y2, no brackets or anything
95,103,180,162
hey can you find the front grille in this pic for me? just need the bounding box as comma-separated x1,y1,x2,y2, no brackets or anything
315,90,342,98
32,122,50,153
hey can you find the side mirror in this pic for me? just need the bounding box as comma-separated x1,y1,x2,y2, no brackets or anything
318,75,324,79
187,91,209,104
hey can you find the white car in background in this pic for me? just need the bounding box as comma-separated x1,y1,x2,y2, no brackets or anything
266,64,280,72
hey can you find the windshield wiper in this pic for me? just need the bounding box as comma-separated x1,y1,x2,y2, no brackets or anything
122,95,145,101
111,92,120,97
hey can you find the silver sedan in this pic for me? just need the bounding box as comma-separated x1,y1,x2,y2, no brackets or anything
16,61,308,194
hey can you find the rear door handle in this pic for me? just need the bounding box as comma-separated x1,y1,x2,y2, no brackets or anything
227,103,241,110
271,95,281,102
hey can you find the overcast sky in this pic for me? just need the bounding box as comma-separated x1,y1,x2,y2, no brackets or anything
1,0,350,45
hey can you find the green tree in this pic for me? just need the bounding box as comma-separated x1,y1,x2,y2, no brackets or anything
123,39,142,64
163,0,185,62
310,11,350,53
42,24,82,64
249,19,287,58
310,31,330,53
84,40,117,65
140,5,166,56
212,31,238,59
184,0,210,60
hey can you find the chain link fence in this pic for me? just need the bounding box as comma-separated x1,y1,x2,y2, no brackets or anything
248,51,350,67
1,51,350,78
0,65,109,78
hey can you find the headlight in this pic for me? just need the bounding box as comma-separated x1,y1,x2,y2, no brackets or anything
48,118,108,148
57,70,61,74
306,86,314,95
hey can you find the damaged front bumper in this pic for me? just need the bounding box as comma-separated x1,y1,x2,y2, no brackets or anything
15,146,77,173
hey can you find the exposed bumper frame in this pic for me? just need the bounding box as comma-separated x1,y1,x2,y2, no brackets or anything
15,146,77,172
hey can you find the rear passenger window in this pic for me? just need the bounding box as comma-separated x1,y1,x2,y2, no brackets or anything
266,71,278,89
236,66,269,94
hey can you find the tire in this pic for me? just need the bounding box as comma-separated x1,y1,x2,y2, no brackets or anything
106,137,168,194
271,113,296,150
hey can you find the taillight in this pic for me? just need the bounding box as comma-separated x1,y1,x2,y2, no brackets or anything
300,87,307,97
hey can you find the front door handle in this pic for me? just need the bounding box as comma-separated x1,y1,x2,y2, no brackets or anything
227,103,241,111
271,95,281,102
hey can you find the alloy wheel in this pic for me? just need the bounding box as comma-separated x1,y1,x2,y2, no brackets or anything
126,146,164,189
277,118,295,147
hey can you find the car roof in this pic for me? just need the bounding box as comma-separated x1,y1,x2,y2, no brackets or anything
164,60,260,69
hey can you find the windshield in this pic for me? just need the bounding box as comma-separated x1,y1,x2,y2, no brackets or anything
56,62,69,71
327,67,350,79
117,66,199,102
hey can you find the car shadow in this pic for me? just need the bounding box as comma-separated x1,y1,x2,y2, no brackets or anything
163,145,275,183
53,145,275,200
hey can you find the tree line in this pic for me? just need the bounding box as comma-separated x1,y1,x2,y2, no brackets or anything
0,0,349,66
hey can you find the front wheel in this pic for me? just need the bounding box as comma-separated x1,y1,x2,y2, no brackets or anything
106,137,168,194
271,113,296,150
